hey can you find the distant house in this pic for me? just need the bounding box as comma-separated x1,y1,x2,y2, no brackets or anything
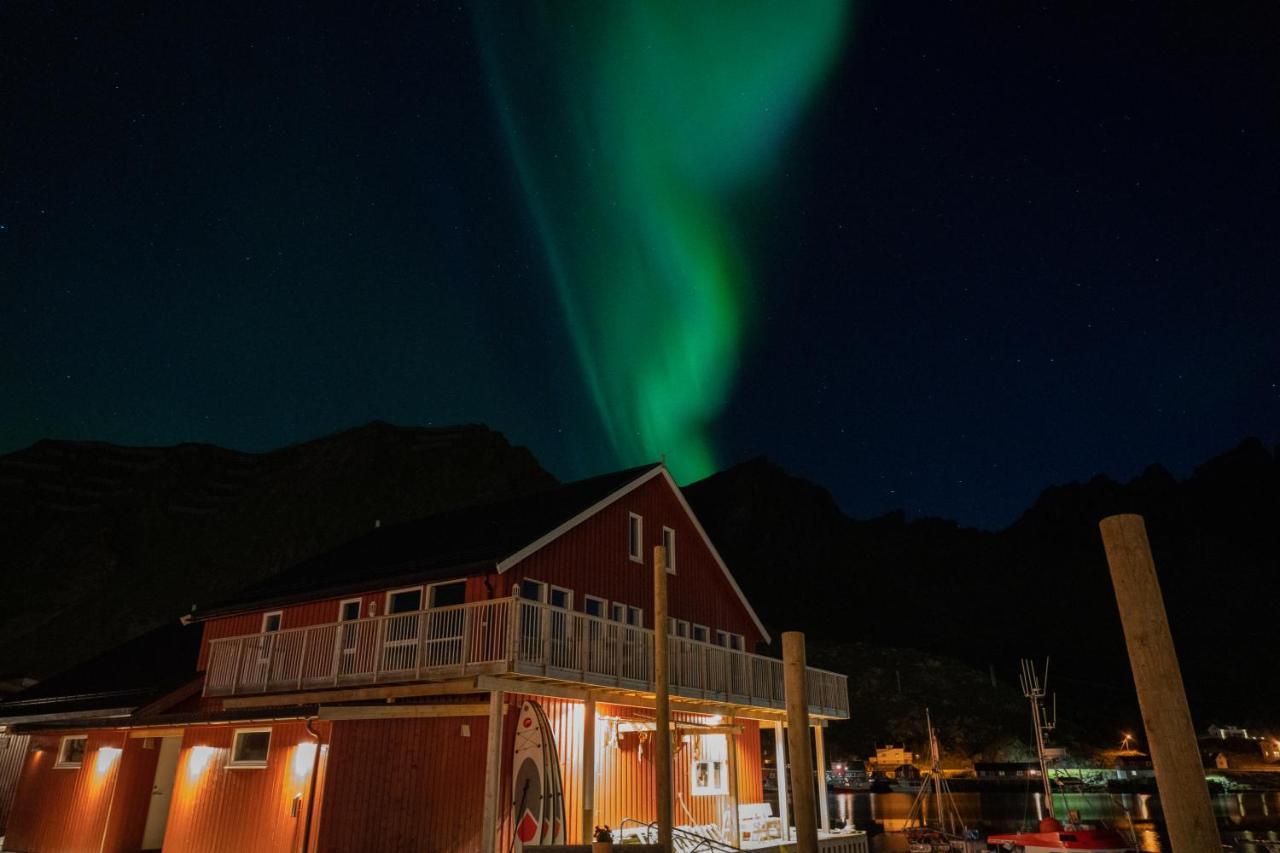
975,761,1041,780
1207,724,1250,740
870,744,914,776
1202,750,1230,770
1113,753,1154,779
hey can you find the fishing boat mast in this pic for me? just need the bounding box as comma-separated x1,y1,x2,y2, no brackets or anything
1019,658,1057,820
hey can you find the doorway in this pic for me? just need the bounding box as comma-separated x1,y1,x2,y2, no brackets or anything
141,736,182,850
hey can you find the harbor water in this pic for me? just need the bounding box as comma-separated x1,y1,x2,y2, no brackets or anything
800,790,1280,851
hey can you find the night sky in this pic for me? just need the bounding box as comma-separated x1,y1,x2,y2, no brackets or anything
3,2,1277,528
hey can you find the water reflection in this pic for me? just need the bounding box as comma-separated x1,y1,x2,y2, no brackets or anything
812,790,1280,853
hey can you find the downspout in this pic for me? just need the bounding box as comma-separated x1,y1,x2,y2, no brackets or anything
300,717,324,853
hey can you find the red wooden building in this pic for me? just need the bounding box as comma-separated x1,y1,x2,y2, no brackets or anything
0,463,856,853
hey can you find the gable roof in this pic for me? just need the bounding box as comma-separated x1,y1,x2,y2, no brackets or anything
192,462,769,641
192,463,661,619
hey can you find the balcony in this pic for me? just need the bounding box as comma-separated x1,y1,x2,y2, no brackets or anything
203,597,849,718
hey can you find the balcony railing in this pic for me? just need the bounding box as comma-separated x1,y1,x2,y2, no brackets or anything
203,597,849,718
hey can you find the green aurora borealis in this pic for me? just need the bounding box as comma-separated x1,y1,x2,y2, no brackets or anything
477,1,849,482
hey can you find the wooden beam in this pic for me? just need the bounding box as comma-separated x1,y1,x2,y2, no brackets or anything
814,723,830,831
318,703,489,721
581,694,596,844
615,722,743,735
481,691,504,853
474,675,591,702
588,691,786,722
783,632,818,853
221,678,483,709
653,543,673,853
127,728,185,739
728,714,741,846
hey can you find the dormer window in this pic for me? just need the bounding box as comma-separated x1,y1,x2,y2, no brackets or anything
628,513,643,563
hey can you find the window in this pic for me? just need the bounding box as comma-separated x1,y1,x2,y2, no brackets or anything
714,631,746,651
628,513,643,562
669,618,690,638
584,596,607,618
662,527,676,574
692,624,709,643
386,587,423,614
229,728,271,768
339,599,362,621
56,735,87,768
428,580,466,608
690,734,729,796
261,611,282,632
518,579,547,603
549,586,573,610
610,603,642,626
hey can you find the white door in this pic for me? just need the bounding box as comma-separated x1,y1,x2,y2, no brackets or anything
142,736,182,850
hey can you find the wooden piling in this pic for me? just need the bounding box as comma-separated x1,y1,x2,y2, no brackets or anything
1099,513,1221,852
783,631,819,853
653,544,673,853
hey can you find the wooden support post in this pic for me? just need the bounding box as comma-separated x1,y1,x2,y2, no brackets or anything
814,723,830,831
727,715,741,846
653,544,673,853
481,691,505,853
783,632,818,853
773,721,790,840
582,694,597,844
1100,514,1221,853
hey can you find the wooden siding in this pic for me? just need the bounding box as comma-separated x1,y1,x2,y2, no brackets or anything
0,732,30,835
313,714,489,852
4,729,138,852
160,721,328,853
507,474,765,648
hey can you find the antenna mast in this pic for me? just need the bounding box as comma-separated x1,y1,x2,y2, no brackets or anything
1019,658,1057,818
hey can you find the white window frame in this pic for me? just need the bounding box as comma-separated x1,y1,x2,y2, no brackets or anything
628,512,644,563
338,598,362,621
426,579,467,609
518,579,548,603
228,727,272,769
692,623,710,644
55,735,87,769
610,602,626,623
662,526,676,574
547,585,573,610
261,610,283,632
258,611,283,662
627,605,643,627
385,585,424,614
669,618,690,638
584,595,607,618
715,629,731,648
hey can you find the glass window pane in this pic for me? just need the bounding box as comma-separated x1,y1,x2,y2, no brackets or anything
233,730,271,765
263,613,282,632
585,597,605,617
429,581,466,608
388,589,422,614
519,580,546,602
628,606,642,626
549,588,571,609
340,601,361,621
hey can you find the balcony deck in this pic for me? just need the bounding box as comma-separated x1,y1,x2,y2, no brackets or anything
203,597,849,718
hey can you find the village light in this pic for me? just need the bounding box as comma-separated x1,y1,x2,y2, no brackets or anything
95,746,121,774
187,745,216,779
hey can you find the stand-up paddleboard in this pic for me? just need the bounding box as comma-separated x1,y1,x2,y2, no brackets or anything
512,701,545,851
531,701,566,845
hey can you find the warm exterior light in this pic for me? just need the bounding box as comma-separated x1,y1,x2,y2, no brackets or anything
188,745,216,778
707,714,724,726
95,746,121,774
292,742,317,779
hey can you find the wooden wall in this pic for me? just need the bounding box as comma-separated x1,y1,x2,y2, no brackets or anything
160,721,327,853
3,729,154,852
313,715,489,853
0,732,30,835
507,474,766,649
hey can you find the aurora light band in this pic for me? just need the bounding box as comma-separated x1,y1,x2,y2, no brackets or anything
477,2,849,481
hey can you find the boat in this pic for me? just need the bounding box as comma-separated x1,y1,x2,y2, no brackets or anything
985,661,1137,853
900,711,982,852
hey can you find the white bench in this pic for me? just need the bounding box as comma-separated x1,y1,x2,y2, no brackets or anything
738,803,782,841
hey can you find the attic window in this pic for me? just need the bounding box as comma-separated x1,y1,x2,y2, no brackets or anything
628,513,643,563
56,735,87,768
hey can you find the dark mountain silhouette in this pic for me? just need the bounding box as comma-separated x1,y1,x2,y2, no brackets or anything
2,423,1274,748
686,439,1280,739
0,422,553,677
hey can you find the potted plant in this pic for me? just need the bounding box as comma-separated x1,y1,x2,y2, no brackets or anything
592,825,613,852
